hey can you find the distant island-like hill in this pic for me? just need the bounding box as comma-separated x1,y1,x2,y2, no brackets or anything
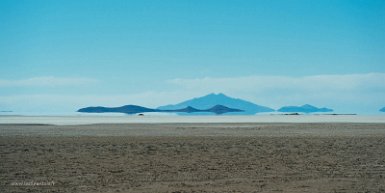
278,104,333,113
380,107,385,112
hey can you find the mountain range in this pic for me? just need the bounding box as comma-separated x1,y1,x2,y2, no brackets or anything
78,104,243,115
78,93,334,115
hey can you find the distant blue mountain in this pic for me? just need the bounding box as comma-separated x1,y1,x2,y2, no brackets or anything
380,107,385,112
278,104,333,113
157,93,274,115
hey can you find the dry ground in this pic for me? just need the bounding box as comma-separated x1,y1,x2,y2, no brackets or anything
1,123,385,193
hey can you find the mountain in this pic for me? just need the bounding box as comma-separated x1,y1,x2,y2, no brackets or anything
77,104,243,115
157,93,274,114
278,104,333,113
380,107,385,112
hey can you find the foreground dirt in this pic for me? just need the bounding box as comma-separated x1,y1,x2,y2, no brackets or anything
1,123,385,193
1,136,385,193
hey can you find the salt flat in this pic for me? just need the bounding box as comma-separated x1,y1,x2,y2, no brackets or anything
1,115,385,125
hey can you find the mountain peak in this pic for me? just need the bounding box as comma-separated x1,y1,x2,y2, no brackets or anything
205,93,228,98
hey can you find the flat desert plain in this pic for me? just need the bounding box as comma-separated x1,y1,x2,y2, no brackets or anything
1,123,385,193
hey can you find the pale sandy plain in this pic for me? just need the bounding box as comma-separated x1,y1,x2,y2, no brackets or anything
1,115,385,193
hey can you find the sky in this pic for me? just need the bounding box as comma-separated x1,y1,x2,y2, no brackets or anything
0,0,385,114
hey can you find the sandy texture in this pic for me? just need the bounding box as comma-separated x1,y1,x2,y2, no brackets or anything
1,123,385,193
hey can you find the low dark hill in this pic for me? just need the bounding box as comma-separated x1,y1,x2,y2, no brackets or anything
77,105,156,114
205,105,243,115
278,104,333,113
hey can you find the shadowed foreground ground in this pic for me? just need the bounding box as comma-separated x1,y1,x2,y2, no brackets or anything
1,123,385,193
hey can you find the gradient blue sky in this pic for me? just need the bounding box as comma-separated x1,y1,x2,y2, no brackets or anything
1,0,385,114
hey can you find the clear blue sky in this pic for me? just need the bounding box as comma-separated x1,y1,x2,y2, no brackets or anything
1,0,385,114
